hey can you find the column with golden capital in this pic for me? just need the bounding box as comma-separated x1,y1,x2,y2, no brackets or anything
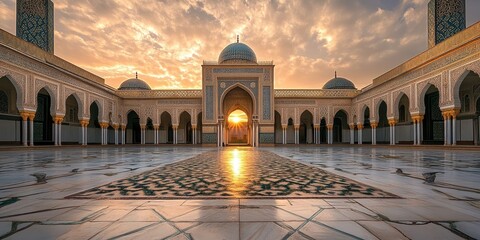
313,124,320,144
326,124,333,144
25,112,36,146
294,124,300,145
281,124,287,144
357,123,363,145
172,124,179,145
19,111,32,146
411,114,424,145
349,124,355,144
79,119,89,145
112,124,119,145
388,119,397,145
153,124,159,145
450,109,460,145
120,124,127,145
53,116,64,146
370,122,378,145
140,124,146,145
99,122,109,145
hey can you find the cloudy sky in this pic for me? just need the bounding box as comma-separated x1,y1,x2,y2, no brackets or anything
1,0,480,90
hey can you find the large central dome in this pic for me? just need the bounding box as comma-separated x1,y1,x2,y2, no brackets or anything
218,40,257,64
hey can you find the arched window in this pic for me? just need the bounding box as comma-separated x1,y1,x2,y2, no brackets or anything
462,95,470,113
399,105,406,122
288,118,293,126
0,90,8,113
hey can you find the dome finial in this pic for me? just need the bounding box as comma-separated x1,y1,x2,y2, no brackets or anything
237,35,239,43
135,72,138,79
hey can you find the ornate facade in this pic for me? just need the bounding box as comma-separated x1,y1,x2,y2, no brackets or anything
1,4,480,147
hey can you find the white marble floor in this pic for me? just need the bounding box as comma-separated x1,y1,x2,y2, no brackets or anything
0,146,479,239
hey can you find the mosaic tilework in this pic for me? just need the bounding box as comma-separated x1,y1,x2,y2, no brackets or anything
428,0,465,47
68,149,396,199
262,86,271,120
16,0,54,53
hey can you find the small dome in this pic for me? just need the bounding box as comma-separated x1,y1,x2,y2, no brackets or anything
323,76,356,90
218,41,257,64
118,76,151,90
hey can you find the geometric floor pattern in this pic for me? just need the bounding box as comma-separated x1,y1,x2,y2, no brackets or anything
67,148,397,199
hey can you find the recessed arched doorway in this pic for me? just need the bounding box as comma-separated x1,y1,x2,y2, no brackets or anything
222,86,254,146
227,109,248,145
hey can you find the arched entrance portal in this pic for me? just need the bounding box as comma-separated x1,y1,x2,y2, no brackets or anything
222,86,254,146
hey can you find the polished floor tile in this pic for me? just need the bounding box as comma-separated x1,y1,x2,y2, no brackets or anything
0,145,479,239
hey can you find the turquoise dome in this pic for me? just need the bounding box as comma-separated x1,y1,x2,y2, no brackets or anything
323,77,356,90
118,78,151,90
218,42,257,64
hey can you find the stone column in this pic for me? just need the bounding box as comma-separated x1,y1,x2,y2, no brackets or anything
349,124,355,144
173,125,179,145
294,124,299,145
474,116,479,145
153,125,159,144
28,113,35,146
53,118,58,146
413,116,417,145
418,115,423,145
452,109,459,145
140,124,146,145
357,123,363,145
113,124,119,145
20,111,29,146
79,120,88,145
370,122,378,145
55,117,63,146
442,112,448,145
100,122,109,145
191,124,196,145
326,124,333,144
121,125,126,145
388,119,397,145
412,115,423,145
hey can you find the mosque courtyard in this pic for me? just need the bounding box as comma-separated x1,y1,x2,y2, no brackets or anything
0,146,478,239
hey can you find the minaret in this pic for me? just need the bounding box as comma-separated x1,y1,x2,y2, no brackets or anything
16,0,54,54
428,0,465,48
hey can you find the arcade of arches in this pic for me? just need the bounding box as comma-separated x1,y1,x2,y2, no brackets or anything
1,70,480,147
1,18,480,147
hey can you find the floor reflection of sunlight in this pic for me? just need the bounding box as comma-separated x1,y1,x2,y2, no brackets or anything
228,148,245,195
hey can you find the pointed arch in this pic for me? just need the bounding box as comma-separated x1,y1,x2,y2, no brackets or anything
333,110,348,143
66,93,84,119
220,83,256,116
160,111,173,144
418,83,440,114
126,110,141,144
299,110,313,144
179,111,192,144
453,70,480,107
0,75,23,111
274,111,282,144
36,86,56,116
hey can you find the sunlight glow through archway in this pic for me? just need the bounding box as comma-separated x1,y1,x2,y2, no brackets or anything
228,110,248,125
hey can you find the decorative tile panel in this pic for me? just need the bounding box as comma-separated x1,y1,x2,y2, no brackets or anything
202,133,217,144
205,86,213,120
213,68,264,74
263,86,271,120
428,0,465,47
16,0,54,53
259,133,275,144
